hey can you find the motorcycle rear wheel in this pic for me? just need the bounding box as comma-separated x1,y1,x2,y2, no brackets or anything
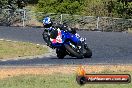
56,48,66,59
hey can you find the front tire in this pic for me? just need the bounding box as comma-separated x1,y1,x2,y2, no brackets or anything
65,44,83,59
83,44,92,58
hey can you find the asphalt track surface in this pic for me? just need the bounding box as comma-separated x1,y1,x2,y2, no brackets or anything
0,26,132,66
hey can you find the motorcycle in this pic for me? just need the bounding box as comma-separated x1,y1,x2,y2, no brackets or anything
42,26,92,59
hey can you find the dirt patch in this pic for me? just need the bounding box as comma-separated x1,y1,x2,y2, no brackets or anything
0,65,132,79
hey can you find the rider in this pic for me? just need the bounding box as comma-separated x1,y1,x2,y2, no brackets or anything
43,16,54,31
43,16,76,34
42,16,77,47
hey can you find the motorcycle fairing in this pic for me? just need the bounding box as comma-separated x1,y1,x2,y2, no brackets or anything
50,28,82,48
50,28,63,44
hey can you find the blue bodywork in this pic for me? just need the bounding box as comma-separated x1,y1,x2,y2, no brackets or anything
51,30,81,48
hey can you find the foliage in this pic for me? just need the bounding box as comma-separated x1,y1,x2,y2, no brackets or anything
36,0,84,14
25,0,39,4
36,0,132,19
113,0,132,18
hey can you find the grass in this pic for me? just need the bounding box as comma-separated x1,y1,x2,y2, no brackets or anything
0,40,48,59
0,71,131,88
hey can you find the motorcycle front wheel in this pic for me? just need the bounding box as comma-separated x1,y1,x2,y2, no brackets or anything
83,44,92,58
65,44,83,59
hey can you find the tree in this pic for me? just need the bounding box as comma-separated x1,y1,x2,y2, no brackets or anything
113,0,132,18
0,0,24,26
36,0,84,15
17,0,26,9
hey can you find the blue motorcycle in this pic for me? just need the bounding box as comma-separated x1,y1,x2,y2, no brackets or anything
42,27,92,59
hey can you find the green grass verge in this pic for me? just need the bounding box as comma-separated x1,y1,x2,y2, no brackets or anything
0,40,48,59
0,72,131,88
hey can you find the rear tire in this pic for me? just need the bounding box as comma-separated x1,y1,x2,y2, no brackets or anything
65,44,83,59
56,48,66,59
57,54,65,59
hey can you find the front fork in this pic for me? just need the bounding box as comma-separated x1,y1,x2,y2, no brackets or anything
75,33,86,54
79,42,85,55
77,38,87,55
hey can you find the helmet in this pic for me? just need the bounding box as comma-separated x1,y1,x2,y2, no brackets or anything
43,16,53,28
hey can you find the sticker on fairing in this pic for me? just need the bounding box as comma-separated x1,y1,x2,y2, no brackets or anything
50,28,62,43
75,33,80,38
80,38,85,42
